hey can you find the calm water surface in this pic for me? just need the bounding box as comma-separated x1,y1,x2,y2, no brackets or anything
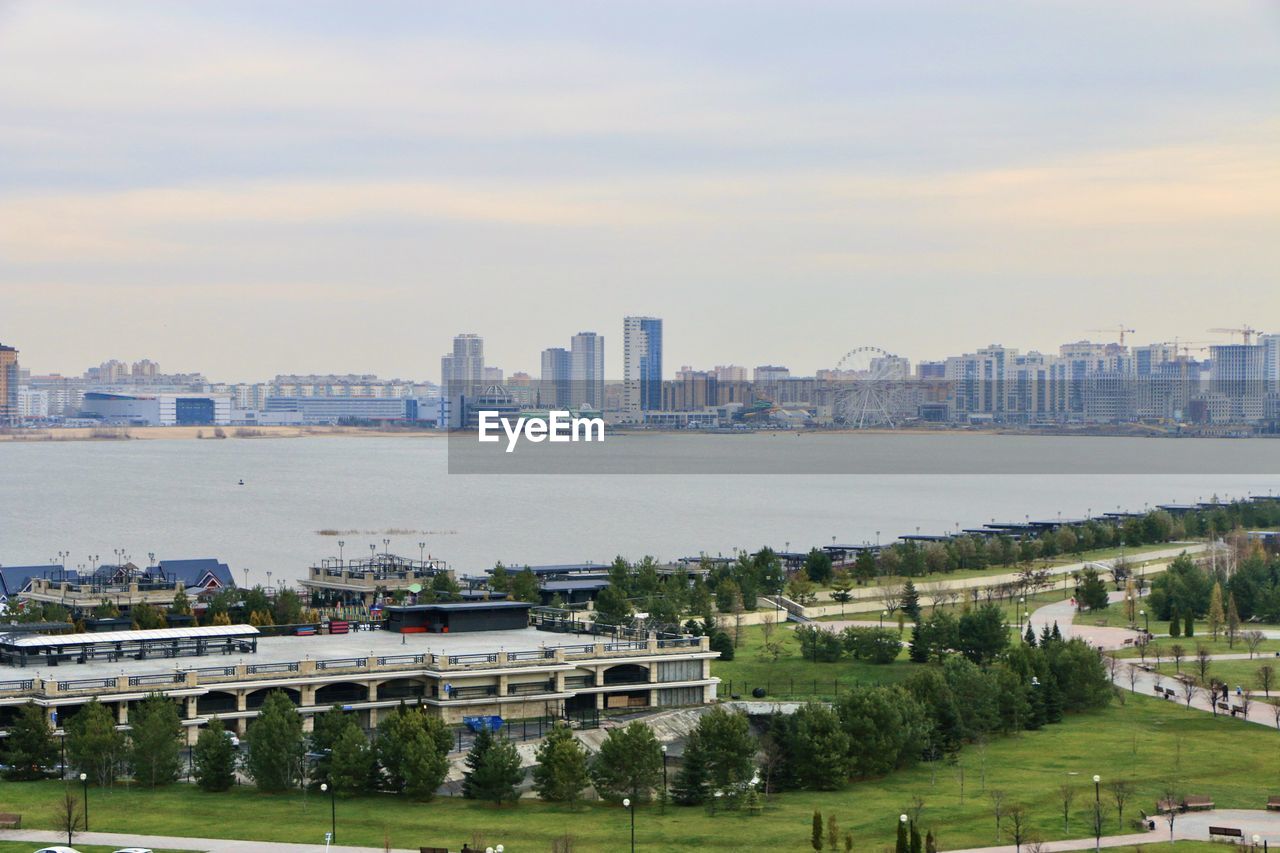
1,434,1276,584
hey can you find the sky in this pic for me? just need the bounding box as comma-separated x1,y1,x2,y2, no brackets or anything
1,0,1278,381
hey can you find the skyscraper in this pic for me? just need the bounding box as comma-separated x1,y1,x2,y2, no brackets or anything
440,333,484,392
0,342,17,425
570,331,605,411
623,316,663,420
540,347,571,408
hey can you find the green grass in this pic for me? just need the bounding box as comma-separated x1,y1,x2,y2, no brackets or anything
1142,658,1280,693
0,844,193,853
3,696,1279,852
1115,633,1280,659
714,621,912,699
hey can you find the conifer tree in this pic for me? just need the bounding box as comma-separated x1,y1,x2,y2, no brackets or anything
811,810,824,851
192,717,236,792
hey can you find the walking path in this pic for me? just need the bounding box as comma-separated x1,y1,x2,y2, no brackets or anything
0,828,421,852
947,809,1280,851
1028,596,1280,729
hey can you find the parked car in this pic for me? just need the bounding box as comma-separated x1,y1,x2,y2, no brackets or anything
112,848,155,853
223,730,240,748
34,846,81,853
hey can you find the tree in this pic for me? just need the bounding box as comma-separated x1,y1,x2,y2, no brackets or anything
171,588,192,616
1184,610,1194,638
1207,582,1225,641
901,580,921,622
1057,783,1075,832
490,562,511,593
989,789,1007,841
1170,643,1185,673
66,698,125,787
709,630,735,661
511,569,541,604
595,584,632,626
812,809,824,851
1169,605,1181,638
1226,594,1241,648
1258,664,1276,698
1077,567,1110,611
830,570,854,608
957,603,1008,665
57,789,84,846
462,726,523,806
308,704,351,786
193,718,237,792
780,703,852,790
532,724,590,805
695,706,756,790
787,569,818,606
329,721,375,795
1,701,56,780
1004,805,1029,853
838,685,929,778
245,690,304,792
672,729,710,805
827,813,840,851
896,817,909,853
805,548,834,586
1245,630,1265,659
376,705,450,799
1109,780,1133,830
590,721,663,803
129,693,182,787
1194,645,1212,685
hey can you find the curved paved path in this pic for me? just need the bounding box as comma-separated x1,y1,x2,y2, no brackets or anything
948,809,1280,851
0,828,419,852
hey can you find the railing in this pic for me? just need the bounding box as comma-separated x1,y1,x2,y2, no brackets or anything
188,666,237,678
557,644,598,656
604,641,647,653
246,662,299,674
316,657,368,670
508,649,555,661
128,673,185,687
562,676,593,689
56,677,118,692
0,679,35,694
447,653,498,666
376,654,426,666
507,681,555,695
658,637,701,648
448,685,498,700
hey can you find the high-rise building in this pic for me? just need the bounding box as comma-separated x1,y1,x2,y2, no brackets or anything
540,347,571,408
1260,334,1280,390
0,342,17,425
623,316,663,420
440,333,484,391
570,331,605,411
131,359,160,378
753,365,790,383
1209,343,1267,421
713,365,747,383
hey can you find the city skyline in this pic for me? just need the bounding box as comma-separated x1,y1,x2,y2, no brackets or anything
2,2,1278,378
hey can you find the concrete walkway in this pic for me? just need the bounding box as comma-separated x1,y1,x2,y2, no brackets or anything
0,828,421,852
1029,595,1280,729
948,809,1280,851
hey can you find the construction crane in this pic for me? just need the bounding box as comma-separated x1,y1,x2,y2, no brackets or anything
1161,339,1215,359
1088,324,1135,345
1208,325,1259,344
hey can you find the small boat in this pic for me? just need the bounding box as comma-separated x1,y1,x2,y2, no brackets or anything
238,479,245,486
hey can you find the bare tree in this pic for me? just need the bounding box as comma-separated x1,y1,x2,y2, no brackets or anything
1126,664,1140,694
1109,780,1133,830
1170,643,1185,673
1057,783,1075,833
1151,643,1162,670
989,789,1007,841
57,789,84,846
1161,782,1180,843
1258,663,1276,698
1239,690,1252,718
1194,645,1212,684
1179,678,1199,709
1004,804,1030,853
909,795,926,826
551,835,576,853
1245,630,1266,659
1272,700,1280,731
1107,655,1122,683
880,584,903,615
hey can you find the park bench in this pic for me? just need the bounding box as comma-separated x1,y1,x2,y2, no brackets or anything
1209,826,1244,839
1269,796,1280,811
0,813,20,829
1217,701,1231,713
1156,799,1178,814
1184,795,1215,811
1230,705,1245,717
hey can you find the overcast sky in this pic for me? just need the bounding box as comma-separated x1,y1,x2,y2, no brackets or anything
2,1,1278,381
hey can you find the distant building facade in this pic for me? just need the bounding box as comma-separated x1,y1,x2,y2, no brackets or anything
623,316,663,421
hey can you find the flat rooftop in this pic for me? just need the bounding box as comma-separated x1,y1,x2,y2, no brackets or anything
3,626,600,682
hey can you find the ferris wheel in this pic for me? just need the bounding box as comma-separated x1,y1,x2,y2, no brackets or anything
832,346,907,428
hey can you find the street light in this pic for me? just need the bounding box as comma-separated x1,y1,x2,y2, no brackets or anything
880,611,887,629
79,771,89,830
661,744,668,793
622,797,636,853
1140,609,1149,634
1093,775,1102,853
320,782,336,843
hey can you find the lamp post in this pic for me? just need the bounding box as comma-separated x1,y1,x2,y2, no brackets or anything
337,540,345,565
661,744,668,793
1093,774,1102,852
320,782,336,843
622,797,636,853
1140,609,1149,635
1020,596,1027,639
79,771,89,830
880,610,887,629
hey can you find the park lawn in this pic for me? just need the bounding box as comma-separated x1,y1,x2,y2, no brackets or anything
1115,634,1280,659
1143,658,1280,694
0,840,193,845
3,696,1280,853
713,621,912,699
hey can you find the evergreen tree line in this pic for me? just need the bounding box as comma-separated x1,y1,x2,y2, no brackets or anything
1149,546,1280,625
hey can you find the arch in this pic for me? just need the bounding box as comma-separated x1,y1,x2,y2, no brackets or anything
314,682,369,707
246,686,300,710
197,690,238,716
378,677,426,702
601,663,649,686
